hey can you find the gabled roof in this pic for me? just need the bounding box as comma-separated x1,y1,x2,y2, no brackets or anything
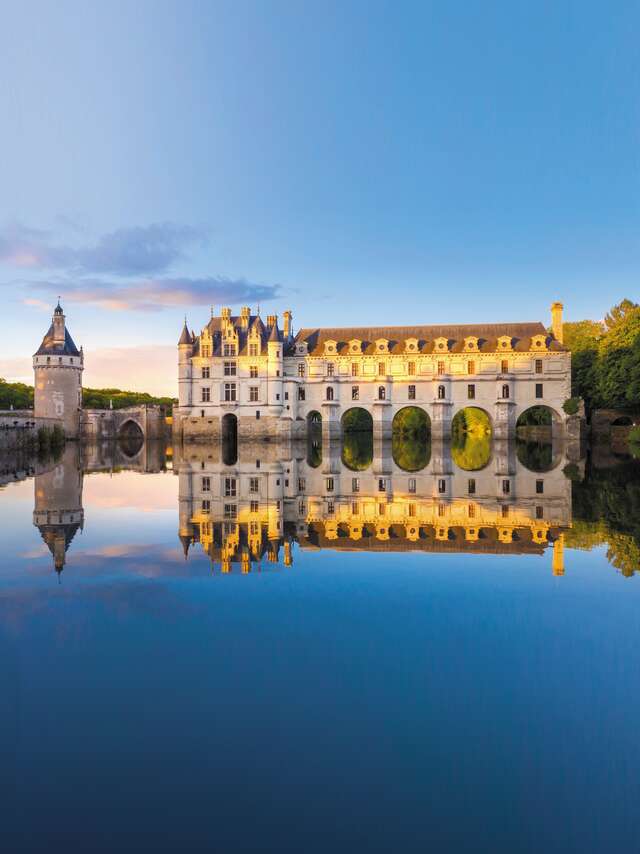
292,322,566,355
34,325,81,357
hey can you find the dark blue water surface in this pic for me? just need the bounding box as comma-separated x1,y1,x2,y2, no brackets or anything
1,442,639,853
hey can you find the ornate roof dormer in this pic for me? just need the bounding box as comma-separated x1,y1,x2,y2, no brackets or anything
434,336,449,353
530,334,548,351
463,336,479,351
374,338,389,354
496,335,513,351
324,339,338,355
348,339,362,354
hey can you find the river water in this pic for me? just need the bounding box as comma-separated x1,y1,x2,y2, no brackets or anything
1,434,639,852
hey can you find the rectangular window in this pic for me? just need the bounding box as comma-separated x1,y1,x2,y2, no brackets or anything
438,479,446,494
223,343,236,356
326,478,334,492
298,500,305,515
201,476,210,492
378,504,386,516
437,360,445,375
298,388,305,401
201,499,211,513
224,361,236,376
249,386,259,402
351,362,359,376
250,365,258,378
407,361,416,376
352,386,359,400
327,499,334,515
284,392,289,400
201,387,210,402
408,503,416,517
352,477,360,493
468,478,476,495
201,366,210,379
224,477,236,497
378,362,385,376
250,521,260,535
249,477,259,493
408,478,416,494
501,359,509,374
200,345,210,358
326,363,335,377
467,361,476,375
408,384,416,400
536,505,544,519
256,410,260,419
298,478,306,492
224,383,237,401
224,504,237,519
535,359,543,374
535,383,543,399
297,363,305,377
536,479,544,494
438,503,445,517
502,505,509,518
467,384,475,399
352,501,360,516
378,478,386,492
250,500,259,513
276,393,280,401
468,503,475,518
502,479,510,495
249,343,258,357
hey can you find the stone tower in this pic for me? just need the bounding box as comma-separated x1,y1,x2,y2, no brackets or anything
33,444,84,579
33,301,83,438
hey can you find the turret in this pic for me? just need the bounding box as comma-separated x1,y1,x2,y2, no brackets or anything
551,302,564,344
33,302,83,438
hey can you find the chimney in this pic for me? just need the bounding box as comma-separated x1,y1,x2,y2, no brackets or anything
240,306,251,328
283,310,292,338
267,313,277,328
551,302,564,344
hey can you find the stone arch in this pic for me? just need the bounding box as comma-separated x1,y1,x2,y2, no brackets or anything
307,410,322,427
221,413,238,466
117,419,144,458
341,407,373,432
392,406,431,434
516,405,562,428
611,415,634,426
118,418,144,440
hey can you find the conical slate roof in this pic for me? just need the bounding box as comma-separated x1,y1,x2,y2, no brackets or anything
34,324,81,357
178,322,192,345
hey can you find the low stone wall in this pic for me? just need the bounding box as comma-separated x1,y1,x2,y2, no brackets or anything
0,411,64,450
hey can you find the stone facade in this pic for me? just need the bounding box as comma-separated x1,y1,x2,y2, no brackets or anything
33,303,83,438
174,304,572,442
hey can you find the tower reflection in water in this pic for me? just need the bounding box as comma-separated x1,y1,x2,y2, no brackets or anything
30,432,573,577
175,431,571,576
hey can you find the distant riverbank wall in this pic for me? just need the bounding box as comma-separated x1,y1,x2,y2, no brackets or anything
0,411,64,451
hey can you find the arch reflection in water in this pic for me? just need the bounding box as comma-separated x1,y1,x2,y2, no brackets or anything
451,407,492,471
516,438,561,473
221,413,238,466
392,407,431,471
341,408,373,471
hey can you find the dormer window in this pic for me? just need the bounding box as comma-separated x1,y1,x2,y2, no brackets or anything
497,336,513,351
324,340,337,355
405,337,419,353
223,343,236,356
349,339,362,354
530,335,547,351
375,338,389,354
434,337,448,352
464,336,479,351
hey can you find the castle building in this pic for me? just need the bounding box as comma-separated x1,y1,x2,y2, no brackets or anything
174,302,570,441
33,302,83,437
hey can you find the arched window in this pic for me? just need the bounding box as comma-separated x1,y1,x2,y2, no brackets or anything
378,386,386,400
437,385,446,400
502,384,510,399
326,387,334,401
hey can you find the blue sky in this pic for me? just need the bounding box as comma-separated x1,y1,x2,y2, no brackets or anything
0,1,638,393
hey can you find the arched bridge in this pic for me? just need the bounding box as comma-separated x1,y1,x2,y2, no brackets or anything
81,405,168,442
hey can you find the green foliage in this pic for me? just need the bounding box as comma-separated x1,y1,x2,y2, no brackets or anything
392,434,431,471
392,407,430,435
563,397,580,415
565,299,640,414
0,378,34,410
629,425,640,447
82,387,176,413
562,462,581,481
516,406,553,427
341,430,373,471
516,439,554,472
341,408,373,432
37,424,65,459
451,407,491,439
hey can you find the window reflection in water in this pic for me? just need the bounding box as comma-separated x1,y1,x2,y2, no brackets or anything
13,432,640,578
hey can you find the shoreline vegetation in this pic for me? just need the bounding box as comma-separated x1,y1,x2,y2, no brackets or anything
0,379,176,413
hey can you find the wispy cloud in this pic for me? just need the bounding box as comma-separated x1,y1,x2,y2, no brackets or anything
0,221,205,276
1,220,282,312
30,275,280,312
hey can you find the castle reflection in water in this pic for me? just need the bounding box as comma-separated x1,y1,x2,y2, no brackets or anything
26,429,576,578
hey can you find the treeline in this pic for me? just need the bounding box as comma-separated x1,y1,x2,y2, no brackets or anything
0,379,176,413
564,299,640,414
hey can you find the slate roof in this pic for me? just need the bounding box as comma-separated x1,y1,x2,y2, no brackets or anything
34,324,81,357
188,315,288,357
292,321,566,355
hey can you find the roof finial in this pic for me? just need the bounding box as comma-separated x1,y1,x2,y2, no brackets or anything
257,303,261,316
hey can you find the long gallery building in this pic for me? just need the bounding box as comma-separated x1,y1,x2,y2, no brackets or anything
174,303,571,441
